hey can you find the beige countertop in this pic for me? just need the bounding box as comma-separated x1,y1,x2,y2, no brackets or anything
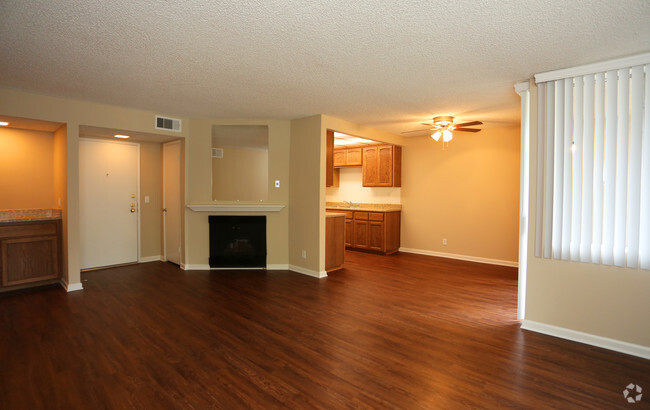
0,208,62,223
326,212,347,218
326,202,402,212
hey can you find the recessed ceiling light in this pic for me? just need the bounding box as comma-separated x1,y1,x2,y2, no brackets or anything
114,134,130,139
0,121,10,126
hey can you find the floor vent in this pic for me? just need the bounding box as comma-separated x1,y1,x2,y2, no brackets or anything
155,115,182,132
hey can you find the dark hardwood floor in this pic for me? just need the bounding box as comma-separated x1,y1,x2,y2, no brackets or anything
1,251,648,409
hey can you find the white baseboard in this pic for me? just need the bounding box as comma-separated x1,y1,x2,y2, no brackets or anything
521,320,650,360
288,264,328,278
267,264,289,270
61,279,83,292
399,247,518,268
139,255,163,263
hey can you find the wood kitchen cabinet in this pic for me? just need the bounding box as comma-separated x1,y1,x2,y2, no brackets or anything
0,219,62,289
336,209,400,254
325,213,345,272
362,144,401,187
333,147,363,168
326,129,335,187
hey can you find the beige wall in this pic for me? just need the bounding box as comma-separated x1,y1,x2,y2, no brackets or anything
401,126,520,263
212,147,268,201
289,115,323,273
186,117,290,268
139,142,162,259
0,128,55,209
524,82,650,348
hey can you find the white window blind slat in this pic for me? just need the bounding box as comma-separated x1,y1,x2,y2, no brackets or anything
613,68,630,267
601,69,618,266
580,74,595,262
535,84,546,258
571,77,584,261
591,73,606,264
543,83,555,259
535,82,546,259
561,79,573,259
640,65,650,270
552,79,566,258
627,66,644,268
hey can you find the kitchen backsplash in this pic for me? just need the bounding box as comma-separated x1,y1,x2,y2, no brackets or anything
326,167,401,204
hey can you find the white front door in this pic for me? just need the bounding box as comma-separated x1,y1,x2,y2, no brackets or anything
79,138,139,269
163,141,182,265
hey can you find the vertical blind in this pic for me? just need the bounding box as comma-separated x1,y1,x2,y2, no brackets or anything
536,64,650,270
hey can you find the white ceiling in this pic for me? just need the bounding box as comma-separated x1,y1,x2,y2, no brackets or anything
1,0,649,135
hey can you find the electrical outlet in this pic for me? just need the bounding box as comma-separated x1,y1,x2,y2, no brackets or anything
301,250,307,259
275,180,280,188
442,238,447,245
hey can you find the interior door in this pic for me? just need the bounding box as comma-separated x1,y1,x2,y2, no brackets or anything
79,139,139,269
163,141,182,265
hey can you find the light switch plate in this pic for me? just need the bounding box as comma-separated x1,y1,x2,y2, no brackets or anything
275,180,280,188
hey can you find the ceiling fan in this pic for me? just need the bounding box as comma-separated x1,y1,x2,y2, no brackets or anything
402,116,483,143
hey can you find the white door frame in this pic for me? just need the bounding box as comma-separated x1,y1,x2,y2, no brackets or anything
79,137,141,269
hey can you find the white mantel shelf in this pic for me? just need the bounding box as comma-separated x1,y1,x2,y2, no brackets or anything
187,204,286,212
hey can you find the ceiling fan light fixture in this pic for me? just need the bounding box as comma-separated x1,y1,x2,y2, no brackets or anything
433,115,454,126
431,130,442,141
442,129,453,142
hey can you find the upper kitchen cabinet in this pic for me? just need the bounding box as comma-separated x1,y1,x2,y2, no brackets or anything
362,144,401,187
333,147,362,167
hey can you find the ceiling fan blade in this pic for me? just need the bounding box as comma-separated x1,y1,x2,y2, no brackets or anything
421,122,433,126
455,121,483,128
401,128,432,134
454,128,481,133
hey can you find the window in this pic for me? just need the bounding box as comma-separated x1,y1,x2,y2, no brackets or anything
534,55,650,270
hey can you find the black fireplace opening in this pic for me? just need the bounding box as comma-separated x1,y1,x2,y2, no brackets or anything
209,216,267,268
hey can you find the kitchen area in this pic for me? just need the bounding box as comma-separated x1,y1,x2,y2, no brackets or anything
325,130,402,272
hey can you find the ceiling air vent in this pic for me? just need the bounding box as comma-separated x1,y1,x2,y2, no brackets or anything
212,148,224,158
155,115,182,132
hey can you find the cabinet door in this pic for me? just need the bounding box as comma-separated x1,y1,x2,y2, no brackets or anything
346,148,362,166
345,218,354,247
1,236,59,286
353,220,369,249
333,150,346,167
376,145,394,186
368,221,384,252
362,146,379,186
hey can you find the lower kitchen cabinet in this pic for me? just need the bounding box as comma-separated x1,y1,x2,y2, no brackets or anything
335,209,400,255
0,219,62,289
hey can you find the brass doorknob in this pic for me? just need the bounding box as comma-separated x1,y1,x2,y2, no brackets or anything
130,208,136,213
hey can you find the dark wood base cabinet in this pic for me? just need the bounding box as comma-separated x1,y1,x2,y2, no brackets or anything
0,219,62,290
337,210,400,255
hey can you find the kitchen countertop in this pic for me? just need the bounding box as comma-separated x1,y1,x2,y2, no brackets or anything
0,208,62,223
326,212,347,218
326,202,402,212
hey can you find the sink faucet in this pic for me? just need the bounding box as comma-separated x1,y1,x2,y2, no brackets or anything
344,200,354,208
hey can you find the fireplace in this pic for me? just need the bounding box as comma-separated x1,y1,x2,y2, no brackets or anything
208,216,266,268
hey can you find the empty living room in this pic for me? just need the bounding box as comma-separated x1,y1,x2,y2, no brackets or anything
1,1,649,408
